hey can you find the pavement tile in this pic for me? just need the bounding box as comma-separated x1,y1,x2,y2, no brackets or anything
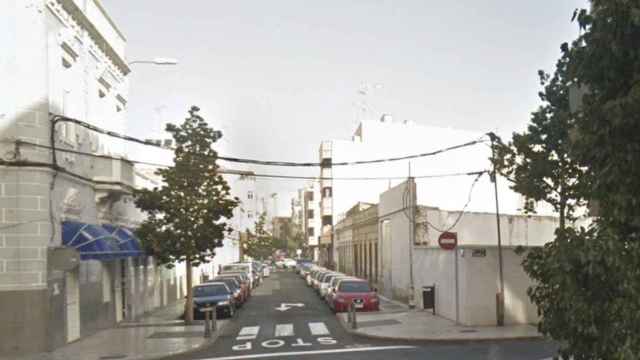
1,300,228,360
339,301,543,342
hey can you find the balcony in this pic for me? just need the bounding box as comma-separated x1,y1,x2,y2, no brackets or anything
91,157,135,195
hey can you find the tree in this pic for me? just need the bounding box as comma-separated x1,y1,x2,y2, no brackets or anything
134,106,238,324
243,212,275,259
496,2,640,358
492,54,587,229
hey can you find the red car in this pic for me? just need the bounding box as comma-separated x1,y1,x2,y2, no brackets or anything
329,279,380,313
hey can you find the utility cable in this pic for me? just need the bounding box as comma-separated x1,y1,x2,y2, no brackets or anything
407,171,485,234
51,114,488,167
15,140,488,182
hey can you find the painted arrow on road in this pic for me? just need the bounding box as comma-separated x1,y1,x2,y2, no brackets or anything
275,303,305,312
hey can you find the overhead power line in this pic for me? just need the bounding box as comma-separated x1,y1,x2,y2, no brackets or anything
16,140,488,182
52,115,488,168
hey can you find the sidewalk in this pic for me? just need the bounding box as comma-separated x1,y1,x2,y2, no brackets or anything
3,300,227,360
338,295,543,342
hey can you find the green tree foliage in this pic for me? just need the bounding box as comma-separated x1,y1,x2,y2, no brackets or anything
496,2,640,358
492,54,587,229
134,106,238,323
243,212,275,259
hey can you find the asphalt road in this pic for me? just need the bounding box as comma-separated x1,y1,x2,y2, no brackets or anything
164,270,559,360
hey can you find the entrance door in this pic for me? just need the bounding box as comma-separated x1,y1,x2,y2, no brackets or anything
65,270,80,342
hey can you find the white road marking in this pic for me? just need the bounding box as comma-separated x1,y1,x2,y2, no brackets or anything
274,303,304,312
274,323,294,337
308,322,330,336
236,326,260,340
200,345,417,360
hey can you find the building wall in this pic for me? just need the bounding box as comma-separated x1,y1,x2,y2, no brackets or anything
324,119,555,235
300,180,321,261
0,1,188,355
378,179,558,325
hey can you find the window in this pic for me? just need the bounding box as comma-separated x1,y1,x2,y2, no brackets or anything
98,89,106,98
307,209,314,219
247,191,254,199
322,215,332,226
247,211,253,218
306,191,314,201
339,281,371,293
308,227,314,237
322,187,332,198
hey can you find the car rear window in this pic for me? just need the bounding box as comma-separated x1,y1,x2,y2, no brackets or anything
214,278,239,290
338,281,371,293
194,284,229,297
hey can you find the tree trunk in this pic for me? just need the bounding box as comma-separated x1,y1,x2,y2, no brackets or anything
185,258,194,324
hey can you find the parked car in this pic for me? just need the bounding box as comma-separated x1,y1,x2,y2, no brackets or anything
299,262,314,278
220,263,254,288
312,270,331,291
283,258,297,269
295,259,313,274
191,282,237,319
216,272,251,300
324,275,356,302
328,279,379,313
319,272,341,297
315,271,336,293
210,277,244,306
275,259,286,268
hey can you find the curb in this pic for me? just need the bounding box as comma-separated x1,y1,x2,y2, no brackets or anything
336,314,544,343
145,319,230,360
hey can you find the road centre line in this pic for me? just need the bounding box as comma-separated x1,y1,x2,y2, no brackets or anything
274,323,294,337
308,322,330,336
202,345,417,360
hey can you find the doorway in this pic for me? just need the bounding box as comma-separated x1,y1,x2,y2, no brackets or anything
65,270,80,342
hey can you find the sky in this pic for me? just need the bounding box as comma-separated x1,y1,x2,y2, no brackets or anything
106,0,588,215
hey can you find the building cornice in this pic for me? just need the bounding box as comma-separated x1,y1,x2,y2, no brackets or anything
47,0,131,76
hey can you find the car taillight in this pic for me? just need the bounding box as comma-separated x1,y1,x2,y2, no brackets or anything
335,296,346,303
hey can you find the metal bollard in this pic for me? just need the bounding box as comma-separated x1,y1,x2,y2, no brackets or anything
350,302,357,330
211,304,217,332
203,307,212,338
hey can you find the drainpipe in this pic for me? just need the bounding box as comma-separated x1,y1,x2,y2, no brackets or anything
408,177,416,309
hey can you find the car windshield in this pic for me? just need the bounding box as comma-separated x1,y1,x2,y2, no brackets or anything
339,282,371,293
194,284,229,297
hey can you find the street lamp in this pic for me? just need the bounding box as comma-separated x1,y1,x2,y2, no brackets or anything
127,57,179,66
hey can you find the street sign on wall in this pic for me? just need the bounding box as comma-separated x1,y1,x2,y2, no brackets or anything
438,232,458,250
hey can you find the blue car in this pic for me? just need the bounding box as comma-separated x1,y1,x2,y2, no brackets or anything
192,282,237,319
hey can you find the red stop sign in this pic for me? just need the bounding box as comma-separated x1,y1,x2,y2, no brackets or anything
438,232,458,250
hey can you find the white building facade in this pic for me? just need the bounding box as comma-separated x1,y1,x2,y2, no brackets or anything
0,1,186,355
320,117,554,266
299,180,321,262
378,179,559,326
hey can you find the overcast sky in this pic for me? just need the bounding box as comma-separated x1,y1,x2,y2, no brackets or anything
107,0,587,215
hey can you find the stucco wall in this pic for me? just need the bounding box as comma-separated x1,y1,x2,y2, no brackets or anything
378,179,557,325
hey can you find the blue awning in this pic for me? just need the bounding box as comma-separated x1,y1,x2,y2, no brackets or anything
62,221,143,261
101,224,144,258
